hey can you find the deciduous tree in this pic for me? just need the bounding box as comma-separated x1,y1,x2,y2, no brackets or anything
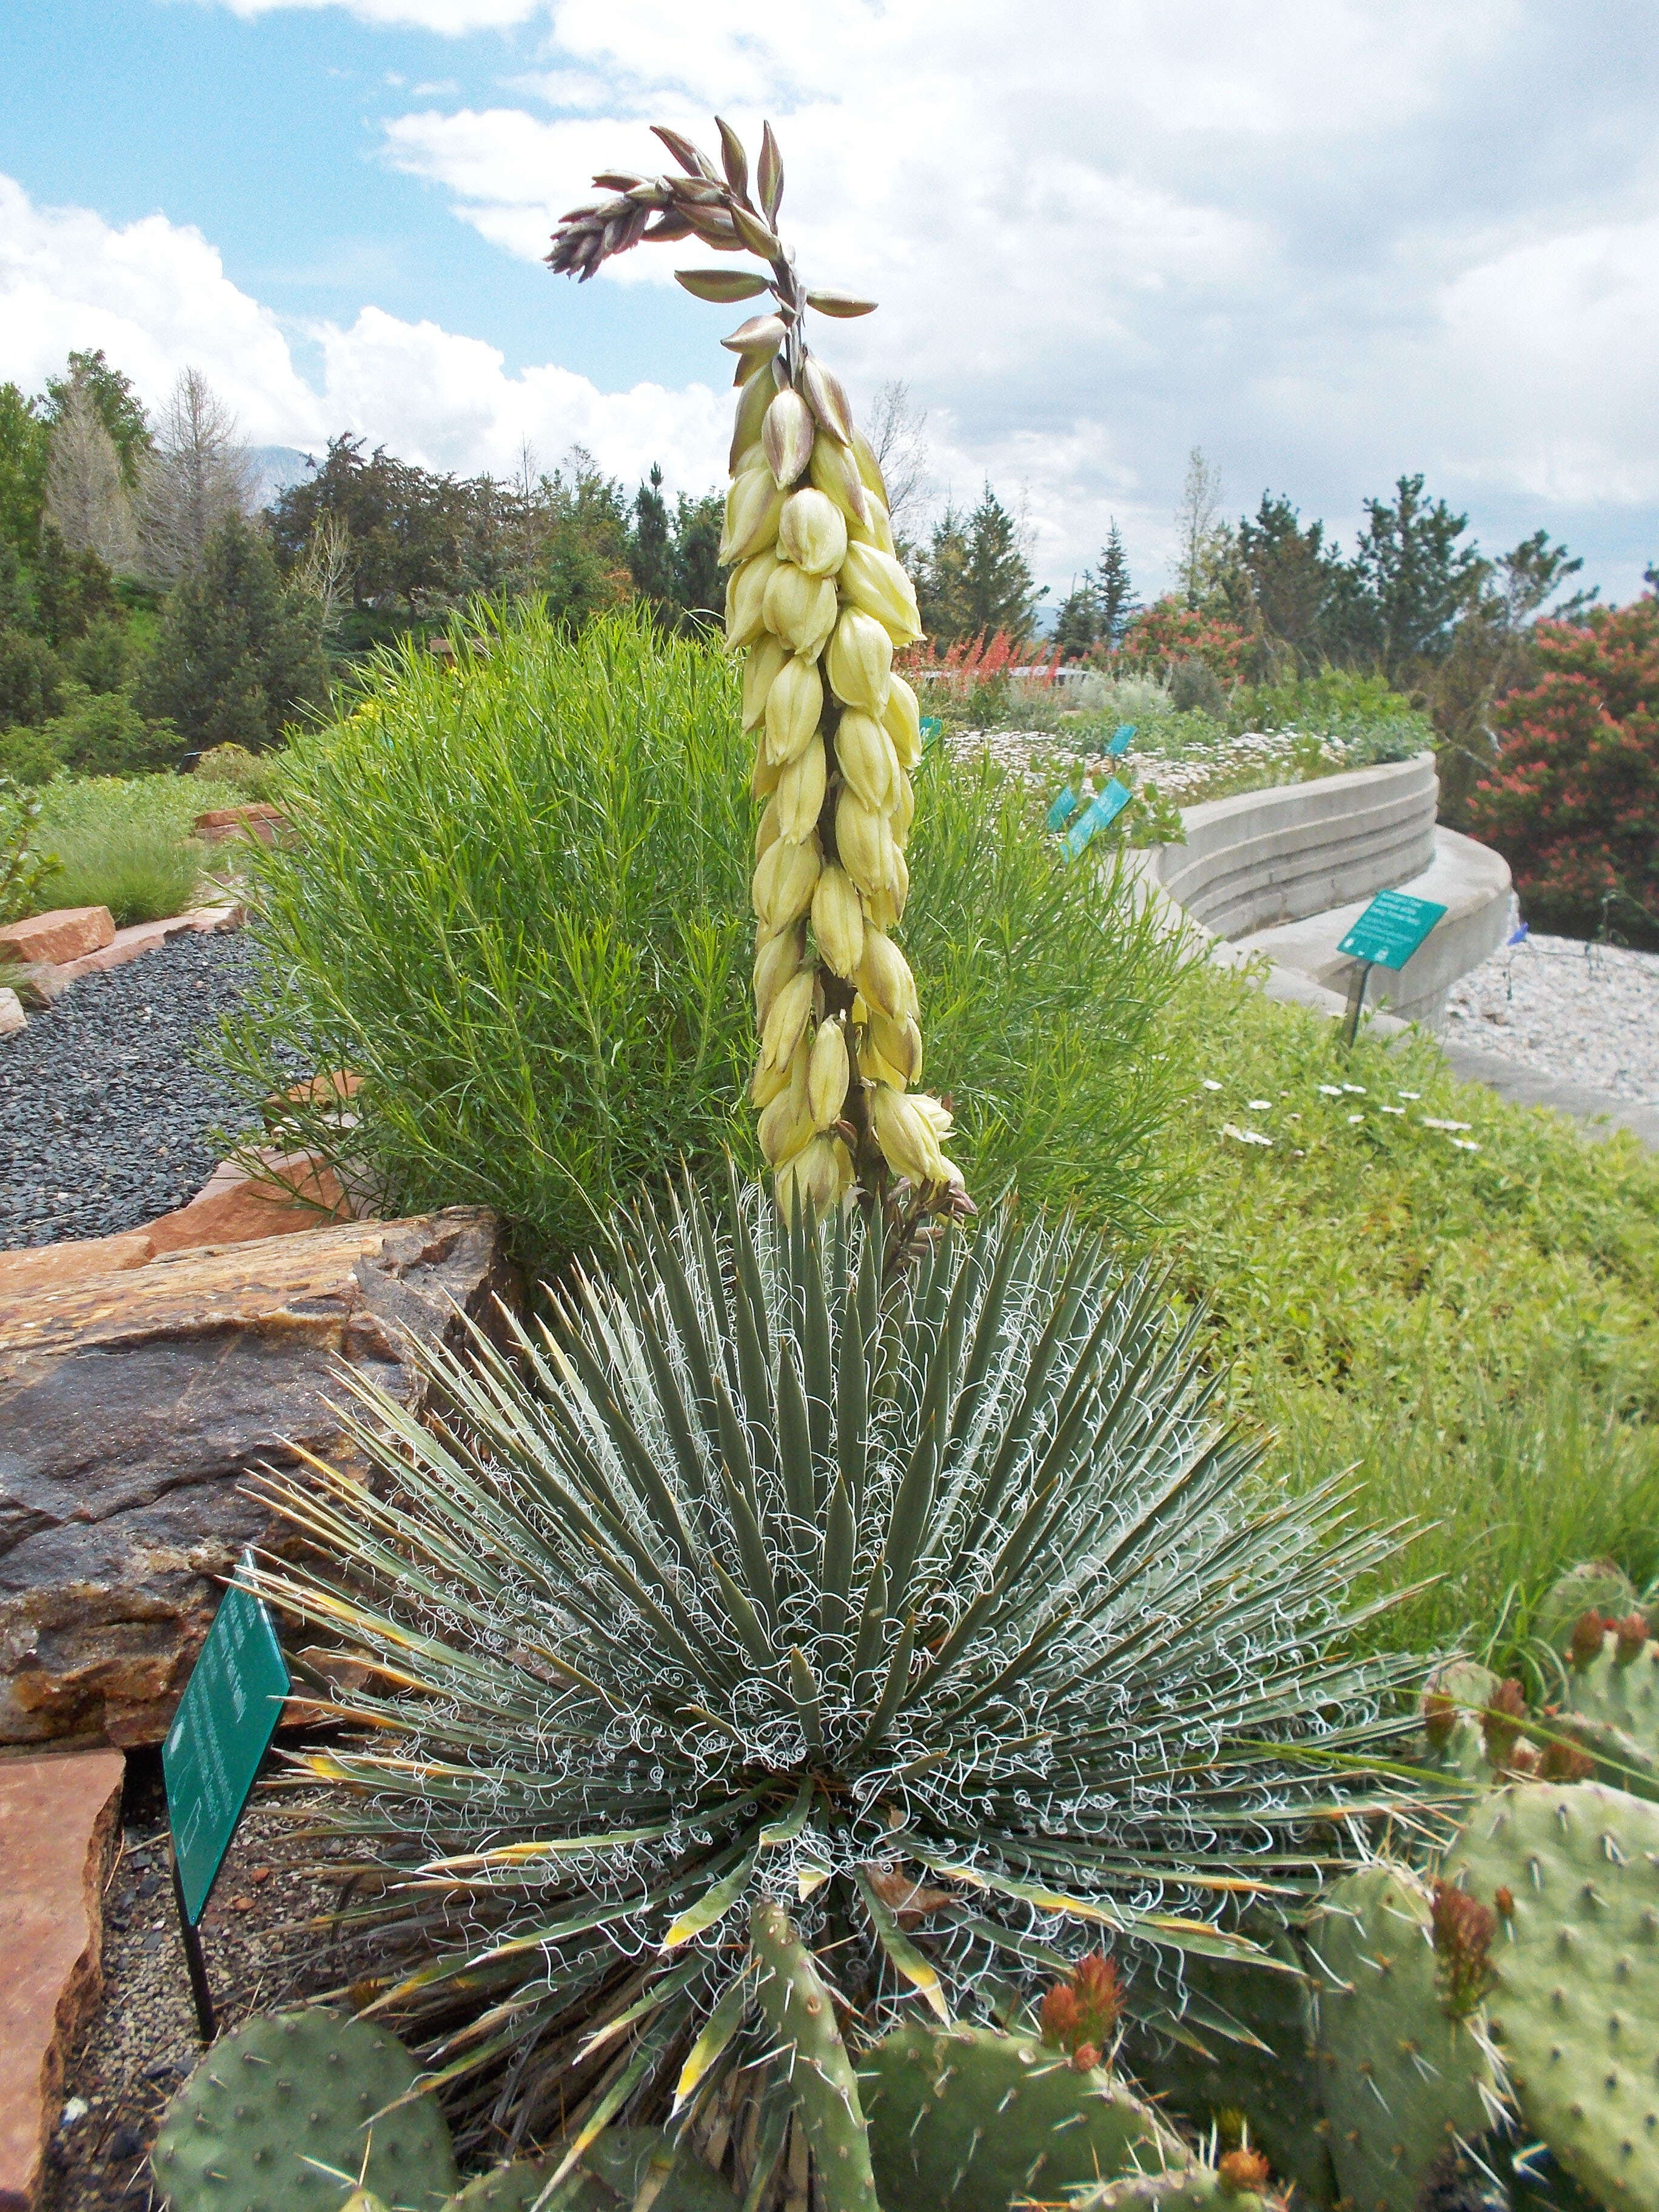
137,368,258,584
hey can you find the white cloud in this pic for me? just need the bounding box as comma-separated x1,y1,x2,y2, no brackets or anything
0,175,728,493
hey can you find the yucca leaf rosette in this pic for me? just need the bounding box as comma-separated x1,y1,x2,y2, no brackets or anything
549,119,963,1242
249,1179,1422,2186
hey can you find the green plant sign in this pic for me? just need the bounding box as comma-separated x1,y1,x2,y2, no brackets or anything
1338,888,1447,971
163,1570,290,1924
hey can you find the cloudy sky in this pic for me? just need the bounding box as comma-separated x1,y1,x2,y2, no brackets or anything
4,0,1656,606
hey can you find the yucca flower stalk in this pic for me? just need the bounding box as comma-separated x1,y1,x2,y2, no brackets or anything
251,1175,1424,2191
549,119,968,1253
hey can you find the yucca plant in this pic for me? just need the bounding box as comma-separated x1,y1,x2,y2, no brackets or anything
252,1172,1423,2195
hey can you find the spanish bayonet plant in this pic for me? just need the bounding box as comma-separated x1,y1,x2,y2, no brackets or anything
254,1175,1421,2193
549,117,965,1253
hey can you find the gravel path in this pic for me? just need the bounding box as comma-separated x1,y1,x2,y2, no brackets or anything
0,933,260,1249
1445,931,1659,1105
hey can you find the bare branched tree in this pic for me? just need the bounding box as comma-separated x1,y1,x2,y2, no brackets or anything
137,368,258,585
45,384,139,571
865,378,931,541
1174,444,1224,608
293,510,354,641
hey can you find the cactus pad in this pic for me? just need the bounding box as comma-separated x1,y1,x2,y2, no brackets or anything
860,2022,1187,2212
1532,1563,1638,1656
447,2168,551,2212
1443,1781,1659,2207
1305,1863,1503,2212
1563,1623,1659,1771
1120,1936,1332,2208
152,2008,459,2212
1065,2165,1274,2210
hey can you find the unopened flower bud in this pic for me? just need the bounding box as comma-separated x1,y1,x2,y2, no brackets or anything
856,931,917,1021
765,653,824,765
752,828,822,936
725,546,779,647
847,494,896,555
889,767,915,845
719,460,786,565
839,541,922,645
759,968,815,1074
866,1007,922,1083
833,711,896,811
762,387,815,488
777,487,849,578
806,1019,850,1129
808,432,871,529
763,561,839,656
812,862,865,977
836,787,897,895
881,673,923,768
775,1133,850,1221
870,1083,947,1185
753,922,805,1025
743,636,788,731
826,607,893,714
776,733,826,843
729,363,774,475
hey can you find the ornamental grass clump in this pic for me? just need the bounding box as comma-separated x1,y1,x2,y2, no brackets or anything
253,1176,1419,2182
551,116,962,1252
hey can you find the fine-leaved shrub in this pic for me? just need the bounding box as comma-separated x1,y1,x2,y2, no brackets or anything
218,605,1195,1273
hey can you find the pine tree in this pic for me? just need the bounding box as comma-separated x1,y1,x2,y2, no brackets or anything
0,385,51,560
629,464,675,604
918,484,1042,647
141,514,329,749
1094,521,1139,646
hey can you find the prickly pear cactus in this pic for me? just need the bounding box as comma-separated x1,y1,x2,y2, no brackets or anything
859,2022,1187,2212
1563,1617,1659,1753
1121,1935,1333,2208
1532,1563,1638,1656
1305,1863,1504,2212
577,2131,739,2212
447,2168,550,2212
1067,2160,1276,2210
152,2008,459,2212
1443,1781,1659,2207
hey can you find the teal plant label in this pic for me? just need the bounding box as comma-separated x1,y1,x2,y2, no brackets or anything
1338,890,1447,970
1065,777,1133,857
163,1571,290,1924
1107,723,1135,757
1046,784,1081,832
919,716,942,750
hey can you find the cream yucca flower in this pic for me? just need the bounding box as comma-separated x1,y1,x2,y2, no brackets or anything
549,113,967,1228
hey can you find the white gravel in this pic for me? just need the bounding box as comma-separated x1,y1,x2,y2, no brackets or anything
1445,932,1659,1104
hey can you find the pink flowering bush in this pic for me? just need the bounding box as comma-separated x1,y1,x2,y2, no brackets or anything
1466,593,1659,942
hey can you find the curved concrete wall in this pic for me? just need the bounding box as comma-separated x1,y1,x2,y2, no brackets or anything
1150,755,1439,939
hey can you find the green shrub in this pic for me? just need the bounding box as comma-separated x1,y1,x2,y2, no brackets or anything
31,774,224,926
0,724,61,786
41,685,180,777
193,740,281,799
217,605,1194,1273
1,777,61,925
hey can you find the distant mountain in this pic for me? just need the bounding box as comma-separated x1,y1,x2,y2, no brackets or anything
249,444,312,512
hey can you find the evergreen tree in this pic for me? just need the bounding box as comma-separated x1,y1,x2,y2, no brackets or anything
1236,494,1337,660
629,464,675,605
141,515,328,749
917,484,1042,647
1094,521,1139,646
1052,580,1098,661
671,488,724,626
0,385,50,560
1325,474,1487,679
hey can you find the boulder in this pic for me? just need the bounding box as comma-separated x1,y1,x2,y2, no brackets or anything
0,1749,124,2212
0,1208,519,1747
192,804,284,846
0,908,115,968
0,989,24,1037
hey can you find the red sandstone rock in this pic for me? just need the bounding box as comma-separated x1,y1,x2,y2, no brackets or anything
0,1233,158,1297
0,908,115,968
0,989,24,1037
0,1209,518,1746
56,903,244,980
192,804,284,845
0,1749,125,2211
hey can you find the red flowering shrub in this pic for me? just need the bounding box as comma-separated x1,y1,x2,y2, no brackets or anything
1466,594,1659,941
1117,599,1253,684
